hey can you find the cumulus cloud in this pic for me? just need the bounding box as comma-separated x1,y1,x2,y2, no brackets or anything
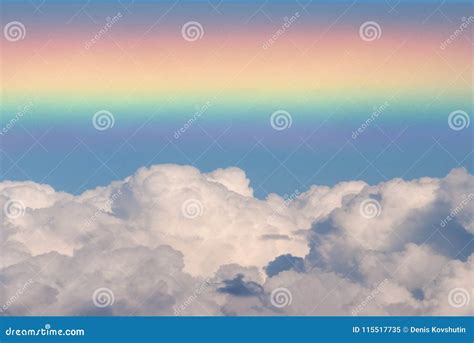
0,164,472,316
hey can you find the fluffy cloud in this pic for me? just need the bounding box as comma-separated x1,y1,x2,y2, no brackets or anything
0,165,472,315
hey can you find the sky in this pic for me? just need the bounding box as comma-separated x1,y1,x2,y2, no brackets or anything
1,0,472,198
0,0,473,316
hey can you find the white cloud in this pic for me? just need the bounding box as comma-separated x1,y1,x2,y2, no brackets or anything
0,165,472,315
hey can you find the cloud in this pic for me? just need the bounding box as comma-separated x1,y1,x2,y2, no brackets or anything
0,165,472,315
217,274,264,297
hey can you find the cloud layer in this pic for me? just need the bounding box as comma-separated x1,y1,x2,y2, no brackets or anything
1,164,473,315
